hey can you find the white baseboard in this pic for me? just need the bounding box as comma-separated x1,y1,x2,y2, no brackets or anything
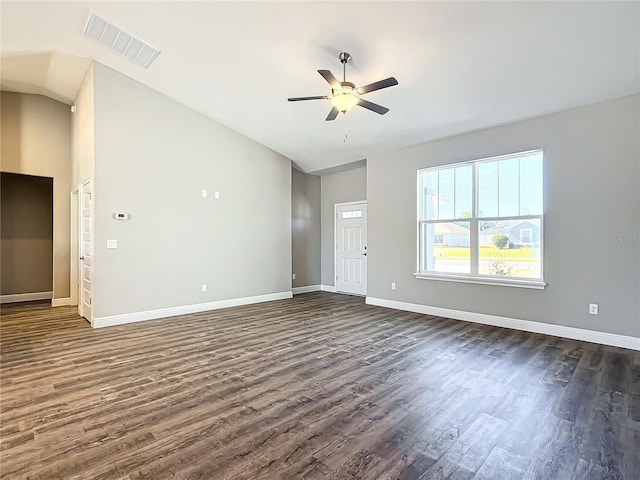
93,291,293,328
292,285,336,294
52,297,74,307
0,291,52,304
366,297,640,351
292,285,322,294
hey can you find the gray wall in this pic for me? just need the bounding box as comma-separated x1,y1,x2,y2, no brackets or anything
367,94,640,338
320,166,367,286
1,173,53,295
72,64,94,188
0,92,72,299
292,167,321,288
90,63,292,318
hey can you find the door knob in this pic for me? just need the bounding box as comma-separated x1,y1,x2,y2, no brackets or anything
362,253,367,256
79,256,85,260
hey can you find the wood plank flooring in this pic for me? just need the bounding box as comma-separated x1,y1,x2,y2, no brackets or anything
1,292,638,479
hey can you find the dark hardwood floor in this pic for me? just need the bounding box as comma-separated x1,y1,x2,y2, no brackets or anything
1,292,638,479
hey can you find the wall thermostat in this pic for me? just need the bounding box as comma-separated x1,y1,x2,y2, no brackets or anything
113,213,130,220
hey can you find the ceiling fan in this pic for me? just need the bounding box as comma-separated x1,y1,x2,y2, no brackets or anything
288,52,398,121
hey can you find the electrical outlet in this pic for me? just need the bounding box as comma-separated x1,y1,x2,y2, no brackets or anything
391,282,396,290
589,304,598,315
201,284,208,293
201,189,208,198
214,191,220,199
292,273,296,280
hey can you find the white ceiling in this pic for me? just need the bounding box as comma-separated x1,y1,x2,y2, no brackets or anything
2,1,639,173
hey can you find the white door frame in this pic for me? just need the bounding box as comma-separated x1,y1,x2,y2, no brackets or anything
70,189,79,307
334,200,367,296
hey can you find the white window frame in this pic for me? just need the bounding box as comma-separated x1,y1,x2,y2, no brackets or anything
415,150,546,289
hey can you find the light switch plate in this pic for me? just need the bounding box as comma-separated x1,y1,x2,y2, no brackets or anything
106,239,118,249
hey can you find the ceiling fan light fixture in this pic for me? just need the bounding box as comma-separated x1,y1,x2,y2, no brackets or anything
331,92,359,112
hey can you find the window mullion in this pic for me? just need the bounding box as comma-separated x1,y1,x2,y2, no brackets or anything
496,161,500,217
436,171,440,220
517,158,521,215
470,163,479,275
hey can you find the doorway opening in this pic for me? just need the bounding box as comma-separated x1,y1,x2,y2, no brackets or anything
0,172,53,304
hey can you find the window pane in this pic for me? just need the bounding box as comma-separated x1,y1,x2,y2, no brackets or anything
520,153,543,215
498,158,519,217
455,165,472,219
341,209,362,219
421,171,438,220
478,219,541,279
438,168,455,219
478,162,498,217
422,222,470,274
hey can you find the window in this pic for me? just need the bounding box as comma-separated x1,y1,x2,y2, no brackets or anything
342,209,363,219
520,228,533,244
417,150,544,287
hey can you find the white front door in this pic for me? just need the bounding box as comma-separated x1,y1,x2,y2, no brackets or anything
335,202,367,295
80,179,93,322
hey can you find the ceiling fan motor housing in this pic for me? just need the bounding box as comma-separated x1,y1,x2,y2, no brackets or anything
336,82,356,94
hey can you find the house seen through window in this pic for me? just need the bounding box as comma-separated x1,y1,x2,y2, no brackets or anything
417,150,544,285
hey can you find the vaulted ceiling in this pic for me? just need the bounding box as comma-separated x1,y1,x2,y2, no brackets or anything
2,1,638,173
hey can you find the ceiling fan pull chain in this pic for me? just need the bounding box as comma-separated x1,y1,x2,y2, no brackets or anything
343,111,348,143
343,107,346,143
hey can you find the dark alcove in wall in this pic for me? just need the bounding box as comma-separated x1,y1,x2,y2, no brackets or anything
1,172,54,300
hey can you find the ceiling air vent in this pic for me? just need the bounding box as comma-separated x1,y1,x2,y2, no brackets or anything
83,13,161,69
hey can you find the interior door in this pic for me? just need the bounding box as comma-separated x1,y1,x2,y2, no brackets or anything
335,202,367,295
80,179,93,322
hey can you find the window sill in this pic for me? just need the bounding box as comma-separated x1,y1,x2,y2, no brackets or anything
413,272,546,289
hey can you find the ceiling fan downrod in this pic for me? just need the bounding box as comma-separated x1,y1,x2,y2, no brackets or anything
339,52,351,82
